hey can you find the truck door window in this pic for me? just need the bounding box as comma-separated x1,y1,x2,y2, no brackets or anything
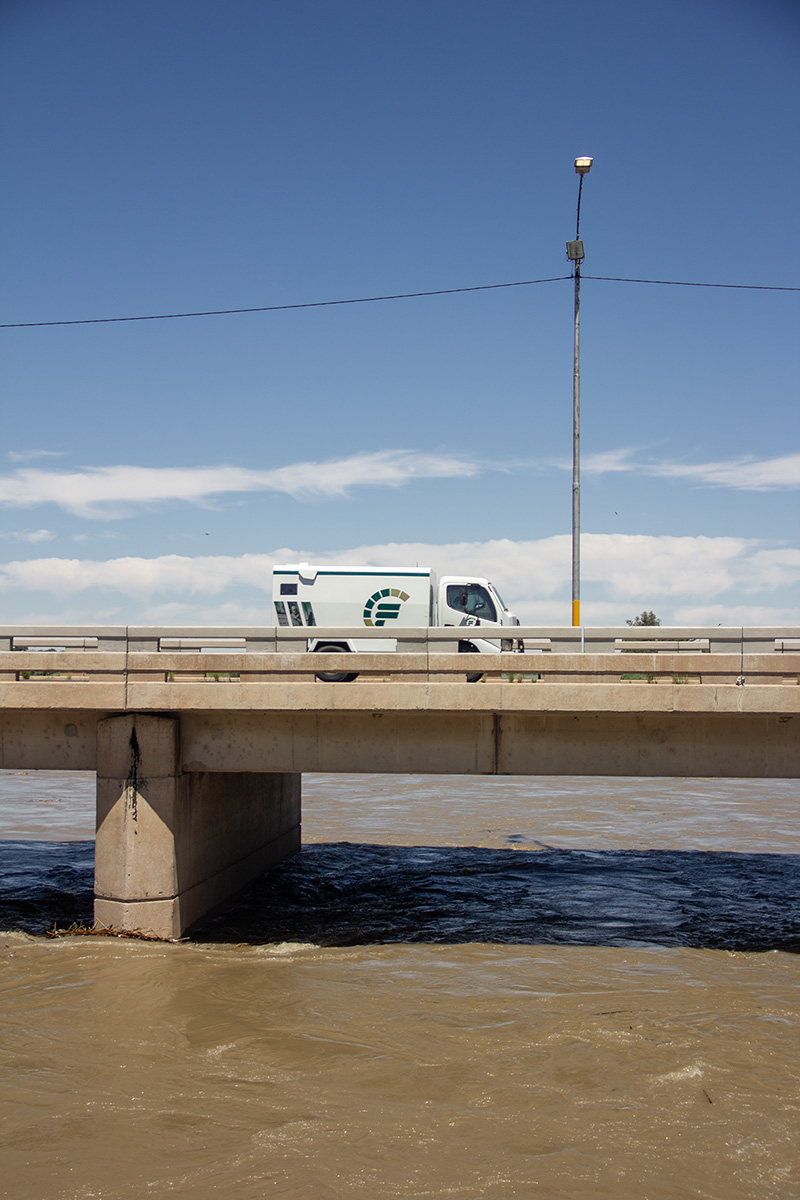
446,584,497,622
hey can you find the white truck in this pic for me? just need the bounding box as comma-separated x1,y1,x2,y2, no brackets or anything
271,563,521,680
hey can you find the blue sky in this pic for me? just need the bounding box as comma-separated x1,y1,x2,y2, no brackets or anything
1,0,798,627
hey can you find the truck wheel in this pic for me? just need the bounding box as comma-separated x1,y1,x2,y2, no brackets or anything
459,640,485,683
314,643,359,683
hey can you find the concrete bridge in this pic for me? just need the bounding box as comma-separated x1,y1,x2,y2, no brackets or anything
1,624,797,938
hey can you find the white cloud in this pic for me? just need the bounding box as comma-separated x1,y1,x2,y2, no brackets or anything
582,448,800,491
6,450,65,463
1,533,796,627
0,528,56,544
582,447,642,474
739,548,800,592
0,553,273,599
0,450,479,518
650,453,800,491
582,533,753,599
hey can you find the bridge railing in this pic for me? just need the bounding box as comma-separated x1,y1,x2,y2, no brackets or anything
2,623,799,651
0,625,798,687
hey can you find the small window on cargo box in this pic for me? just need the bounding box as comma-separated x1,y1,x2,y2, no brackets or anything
288,601,303,626
302,602,316,626
280,583,298,596
274,601,289,626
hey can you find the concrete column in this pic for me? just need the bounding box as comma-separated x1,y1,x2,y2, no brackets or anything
94,713,300,938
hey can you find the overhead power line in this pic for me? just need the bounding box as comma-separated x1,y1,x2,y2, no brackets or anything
1,273,796,330
583,275,799,291
0,277,569,329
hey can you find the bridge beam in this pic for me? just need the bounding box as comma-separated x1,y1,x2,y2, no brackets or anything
94,713,300,938
176,707,798,779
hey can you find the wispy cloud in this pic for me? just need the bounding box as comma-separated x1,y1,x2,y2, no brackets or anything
649,453,800,490
6,449,65,463
0,447,795,520
582,448,800,491
0,450,479,518
581,447,643,474
0,528,56,544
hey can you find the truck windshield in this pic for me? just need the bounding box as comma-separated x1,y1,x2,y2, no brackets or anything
446,583,497,623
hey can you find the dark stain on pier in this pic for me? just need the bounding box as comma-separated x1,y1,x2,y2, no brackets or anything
126,725,144,825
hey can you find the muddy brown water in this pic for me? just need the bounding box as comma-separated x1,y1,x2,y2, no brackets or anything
1,770,798,1199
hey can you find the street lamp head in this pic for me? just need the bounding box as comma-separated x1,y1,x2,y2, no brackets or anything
574,156,593,175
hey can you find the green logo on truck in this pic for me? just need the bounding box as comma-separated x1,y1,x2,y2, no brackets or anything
363,588,410,627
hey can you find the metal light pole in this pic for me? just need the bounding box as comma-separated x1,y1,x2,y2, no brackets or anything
566,156,593,627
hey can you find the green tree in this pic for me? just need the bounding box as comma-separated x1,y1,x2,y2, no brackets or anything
626,611,661,627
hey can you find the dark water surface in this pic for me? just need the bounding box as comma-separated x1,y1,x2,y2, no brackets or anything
199,841,800,952
1,770,799,1198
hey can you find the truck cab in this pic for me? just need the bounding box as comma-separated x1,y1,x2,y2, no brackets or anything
439,577,507,625
436,576,521,653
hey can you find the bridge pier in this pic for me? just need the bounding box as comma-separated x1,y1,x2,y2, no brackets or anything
94,714,300,938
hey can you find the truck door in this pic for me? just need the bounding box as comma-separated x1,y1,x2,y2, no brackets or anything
442,582,498,626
